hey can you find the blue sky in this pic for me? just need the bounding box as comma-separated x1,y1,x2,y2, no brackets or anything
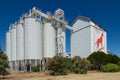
0,0,120,56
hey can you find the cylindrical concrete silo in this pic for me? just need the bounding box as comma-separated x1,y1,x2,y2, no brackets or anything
10,25,17,61
10,24,17,70
16,20,24,61
16,20,25,71
24,17,42,60
36,19,43,60
6,31,11,61
24,17,43,70
43,22,56,58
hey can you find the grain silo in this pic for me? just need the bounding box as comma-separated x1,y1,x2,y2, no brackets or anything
6,7,77,72
24,16,43,71
35,19,43,60
43,22,56,58
16,19,24,60
6,31,11,69
16,19,24,71
6,31,11,61
10,24,17,70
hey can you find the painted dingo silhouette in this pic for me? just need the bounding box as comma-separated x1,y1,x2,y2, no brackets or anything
96,33,104,48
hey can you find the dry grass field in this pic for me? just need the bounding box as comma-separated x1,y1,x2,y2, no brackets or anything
0,70,120,80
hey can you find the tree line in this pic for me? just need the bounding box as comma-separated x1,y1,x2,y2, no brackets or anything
0,44,120,76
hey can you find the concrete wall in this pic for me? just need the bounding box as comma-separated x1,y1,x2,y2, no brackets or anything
71,19,91,58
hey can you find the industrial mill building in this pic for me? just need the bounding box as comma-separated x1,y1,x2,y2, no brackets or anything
71,16,107,58
6,7,107,71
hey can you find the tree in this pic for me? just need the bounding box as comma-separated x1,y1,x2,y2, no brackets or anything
108,54,120,64
0,46,9,76
106,51,120,64
72,56,92,74
87,51,120,70
87,51,108,70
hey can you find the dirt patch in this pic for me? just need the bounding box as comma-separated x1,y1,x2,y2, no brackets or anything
1,70,120,80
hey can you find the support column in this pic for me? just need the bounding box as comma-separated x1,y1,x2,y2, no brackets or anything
35,59,37,66
30,59,31,72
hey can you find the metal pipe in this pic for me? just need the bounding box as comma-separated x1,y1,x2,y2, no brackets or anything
65,25,73,31
30,7,73,30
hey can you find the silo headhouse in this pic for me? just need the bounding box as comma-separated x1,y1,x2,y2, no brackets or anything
71,16,107,58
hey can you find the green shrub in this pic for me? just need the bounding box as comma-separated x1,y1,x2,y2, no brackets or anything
72,56,92,74
117,61,120,66
47,56,69,76
31,66,40,72
101,63,120,72
47,55,91,75
45,58,53,70
62,58,73,72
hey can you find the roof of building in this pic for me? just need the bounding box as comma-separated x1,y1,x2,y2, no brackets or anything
71,16,106,31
